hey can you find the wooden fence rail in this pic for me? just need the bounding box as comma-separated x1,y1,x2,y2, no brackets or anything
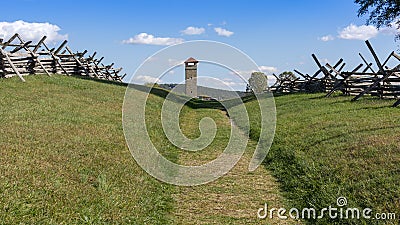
272,40,400,107
0,33,126,82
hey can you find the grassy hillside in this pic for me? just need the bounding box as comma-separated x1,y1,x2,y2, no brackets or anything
0,75,175,224
242,93,400,224
1,74,398,224
0,75,293,224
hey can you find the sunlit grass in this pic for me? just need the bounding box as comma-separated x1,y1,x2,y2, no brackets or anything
0,75,175,224
242,92,400,224
4,74,397,224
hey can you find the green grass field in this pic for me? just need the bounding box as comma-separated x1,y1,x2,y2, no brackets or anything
242,92,400,224
0,75,293,224
1,74,399,224
0,75,175,224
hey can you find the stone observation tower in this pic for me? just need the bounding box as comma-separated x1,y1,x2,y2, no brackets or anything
184,57,198,97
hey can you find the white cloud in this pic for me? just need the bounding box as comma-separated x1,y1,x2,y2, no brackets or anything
168,58,185,66
181,26,205,35
320,35,335,42
0,20,67,43
198,77,243,90
122,33,184,46
229,70,251,80
267,75,277,85
229,67,277,81
258,66,278,73
338,24,378,40
220,80,238,86
321,23,400,41
220,78,243,86
214,27,234,37
380,22,399,35
133,75,162,84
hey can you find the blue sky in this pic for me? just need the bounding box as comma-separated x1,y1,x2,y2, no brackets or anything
1,0,399,90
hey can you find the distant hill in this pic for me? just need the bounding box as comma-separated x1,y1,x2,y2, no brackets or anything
158,83,250,100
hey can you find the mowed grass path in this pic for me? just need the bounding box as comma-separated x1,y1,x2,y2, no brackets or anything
243,93,400,224
173,107,296,224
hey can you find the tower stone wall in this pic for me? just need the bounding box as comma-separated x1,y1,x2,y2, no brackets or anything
185,57,198,97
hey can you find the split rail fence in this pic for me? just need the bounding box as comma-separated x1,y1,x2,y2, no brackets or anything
270,40,400,107
0,33,126,82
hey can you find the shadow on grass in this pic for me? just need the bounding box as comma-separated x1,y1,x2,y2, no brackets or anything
128,83,261,111
307,94,329,99
69,76,229,110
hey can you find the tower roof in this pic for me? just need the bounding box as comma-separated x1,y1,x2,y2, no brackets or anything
185,57,198,63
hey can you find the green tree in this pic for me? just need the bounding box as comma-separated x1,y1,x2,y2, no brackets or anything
248,72,268,94
278,71,297,81
355,0,400,39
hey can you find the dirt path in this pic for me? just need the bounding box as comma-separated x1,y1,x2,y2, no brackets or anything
172,109,299,224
